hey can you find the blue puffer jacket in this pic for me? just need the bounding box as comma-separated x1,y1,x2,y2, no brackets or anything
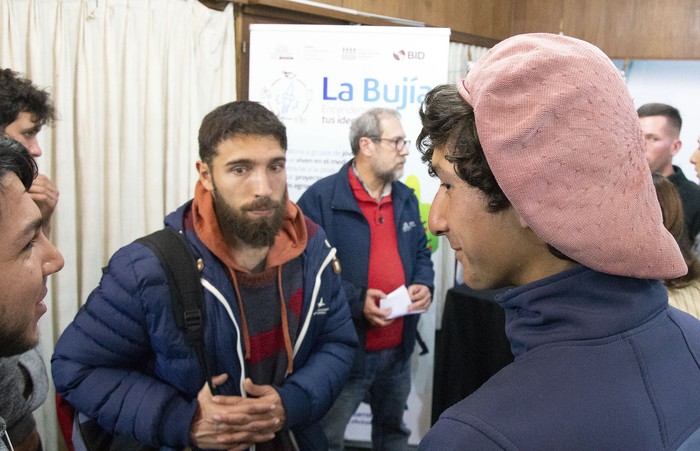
51,201,358,450
297,160,434,358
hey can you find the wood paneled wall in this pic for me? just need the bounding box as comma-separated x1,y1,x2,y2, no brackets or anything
339,0,514,40
228,0,700,59
510,0,700,59
216,0,700,97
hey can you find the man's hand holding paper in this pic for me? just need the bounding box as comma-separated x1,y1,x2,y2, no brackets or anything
380,284,432,320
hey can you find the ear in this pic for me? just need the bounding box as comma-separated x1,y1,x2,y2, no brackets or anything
358,136,375,157
517,211,533,230
502,206,538,235
197,160,214,192
513,210,552,250
671,138,683,156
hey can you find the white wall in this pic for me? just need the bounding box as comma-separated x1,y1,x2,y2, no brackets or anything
618,60,700,182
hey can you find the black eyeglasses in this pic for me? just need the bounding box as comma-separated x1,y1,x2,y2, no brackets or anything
369,136,411,151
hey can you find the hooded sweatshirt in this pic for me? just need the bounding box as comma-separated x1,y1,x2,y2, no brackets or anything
192,182,308,450
192,181,307,382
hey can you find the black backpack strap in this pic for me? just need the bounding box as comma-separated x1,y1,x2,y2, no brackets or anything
136,228,217,395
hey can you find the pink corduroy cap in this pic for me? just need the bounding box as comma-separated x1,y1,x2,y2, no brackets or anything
458,33,686,279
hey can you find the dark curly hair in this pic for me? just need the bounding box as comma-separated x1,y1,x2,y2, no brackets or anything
416,83,509,212
417,83,574,262
0,68,56,131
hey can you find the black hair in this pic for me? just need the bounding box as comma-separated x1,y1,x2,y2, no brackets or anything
198,101,287,165
0,136,38,220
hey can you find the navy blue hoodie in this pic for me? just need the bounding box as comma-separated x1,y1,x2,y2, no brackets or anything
421,266,700,450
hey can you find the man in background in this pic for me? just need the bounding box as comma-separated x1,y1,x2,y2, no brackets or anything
0,68,59,451
689,134,700,182
0,68,58,236
52,101,357,450
298,108,434,450
418,33,700,450
0,137,64,451
638,102,700,246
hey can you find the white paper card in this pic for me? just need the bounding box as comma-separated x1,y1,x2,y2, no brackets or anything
380,285,426,320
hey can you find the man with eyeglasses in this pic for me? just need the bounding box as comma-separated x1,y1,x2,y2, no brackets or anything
298,108,434,450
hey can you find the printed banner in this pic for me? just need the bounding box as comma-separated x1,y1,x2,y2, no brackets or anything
249,24,450,445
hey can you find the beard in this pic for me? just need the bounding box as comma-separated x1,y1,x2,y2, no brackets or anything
213,188,287,248
0,314,37,357
372,160,403,185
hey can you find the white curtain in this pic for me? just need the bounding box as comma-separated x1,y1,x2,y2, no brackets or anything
447,41,490,84
0,0,235,448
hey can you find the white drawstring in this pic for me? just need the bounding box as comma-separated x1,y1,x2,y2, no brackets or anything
0,417,15,451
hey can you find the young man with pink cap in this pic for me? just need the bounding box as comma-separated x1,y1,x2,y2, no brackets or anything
417,33,700,450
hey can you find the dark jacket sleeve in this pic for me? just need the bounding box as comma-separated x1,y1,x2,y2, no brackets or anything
298,183,367,320
405,192,435,290
51,244,197,448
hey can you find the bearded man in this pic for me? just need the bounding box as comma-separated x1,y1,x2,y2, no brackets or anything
0,137,63,451
52,101,357,451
